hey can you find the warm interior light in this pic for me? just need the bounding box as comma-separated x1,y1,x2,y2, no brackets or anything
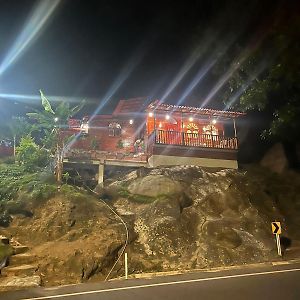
159,122,162,128
129,119,134,125
148,112,153,117
212,119,217,124
189,117,194,122
165,114,170,120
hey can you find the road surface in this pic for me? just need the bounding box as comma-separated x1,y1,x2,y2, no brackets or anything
2,261,300,300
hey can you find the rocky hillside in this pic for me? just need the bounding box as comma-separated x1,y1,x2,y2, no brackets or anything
0,164,300,287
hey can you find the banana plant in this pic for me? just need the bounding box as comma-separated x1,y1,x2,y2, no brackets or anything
27,90,85,185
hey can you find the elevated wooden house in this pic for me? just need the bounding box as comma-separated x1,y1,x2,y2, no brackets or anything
63,98,245,183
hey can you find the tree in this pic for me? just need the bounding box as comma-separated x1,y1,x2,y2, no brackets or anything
16,135,48,171
27,90,85,185
222,15,300,142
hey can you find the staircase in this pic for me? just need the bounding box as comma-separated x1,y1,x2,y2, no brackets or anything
0,236,41,291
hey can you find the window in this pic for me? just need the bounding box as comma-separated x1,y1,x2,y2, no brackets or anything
186,123,199,137
203,125,218,135
108,122,122,137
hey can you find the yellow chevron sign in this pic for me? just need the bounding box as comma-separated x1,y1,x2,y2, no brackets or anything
271,222,281,235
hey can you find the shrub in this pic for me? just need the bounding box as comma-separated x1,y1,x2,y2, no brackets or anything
16,136,49,171
0,156,15,164
0,211,12,227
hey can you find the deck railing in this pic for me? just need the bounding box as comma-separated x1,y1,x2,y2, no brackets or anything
151,130,238,150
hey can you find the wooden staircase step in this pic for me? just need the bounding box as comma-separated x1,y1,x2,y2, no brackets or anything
9,253,35,266
0,275,41,292
1,264,37,277
13,245,29,255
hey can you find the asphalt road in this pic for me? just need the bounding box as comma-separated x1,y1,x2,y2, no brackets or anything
2,261,300,300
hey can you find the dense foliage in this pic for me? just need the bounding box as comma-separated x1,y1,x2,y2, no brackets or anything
0,163,56,226
222,16,300,142
27,91,85,183
16,136,49,171
0,164,55,203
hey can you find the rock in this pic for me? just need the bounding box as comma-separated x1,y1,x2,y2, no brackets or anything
126,166,282,272
0,275,41,292
2,165,299,287
1,264,37,277
260,143,289,173
128,175,183,197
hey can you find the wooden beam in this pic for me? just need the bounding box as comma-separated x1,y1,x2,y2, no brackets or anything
233,118,237,137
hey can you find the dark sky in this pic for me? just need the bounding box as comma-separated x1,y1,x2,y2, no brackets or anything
0,0,289,118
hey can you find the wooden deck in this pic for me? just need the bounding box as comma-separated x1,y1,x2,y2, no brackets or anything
64,130,238,166
64,149,148,164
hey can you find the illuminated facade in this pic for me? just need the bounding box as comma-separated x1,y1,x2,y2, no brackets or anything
63,98,245,180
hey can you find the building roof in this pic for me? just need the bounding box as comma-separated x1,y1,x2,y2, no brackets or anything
147,101,246,118
112,97,150,116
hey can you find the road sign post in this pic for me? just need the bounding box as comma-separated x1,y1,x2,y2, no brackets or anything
271,221,282,257
275,234,282,256
125,252,128,279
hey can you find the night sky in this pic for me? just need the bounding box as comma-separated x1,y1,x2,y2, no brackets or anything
0,0,290,118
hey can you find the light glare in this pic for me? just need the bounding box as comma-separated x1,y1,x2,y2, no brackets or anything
0,0,61,76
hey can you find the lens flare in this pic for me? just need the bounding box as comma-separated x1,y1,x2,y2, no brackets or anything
177,58,217,106
0,0,61,76
160,34,216,103
202,27,271,108
90,38,151,120
0,93,96,104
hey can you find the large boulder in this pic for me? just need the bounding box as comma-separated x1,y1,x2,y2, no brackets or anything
260,143,289,173
127,175,183,197
126,168,279,273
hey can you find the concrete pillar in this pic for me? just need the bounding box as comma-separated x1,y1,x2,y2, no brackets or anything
98,163,104,185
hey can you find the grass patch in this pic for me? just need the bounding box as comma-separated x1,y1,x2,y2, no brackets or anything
129,194,155,204
0,164,56,203
118,188,156,203
60,184,91,201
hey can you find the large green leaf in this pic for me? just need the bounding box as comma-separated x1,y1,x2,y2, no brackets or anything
40,90,55,114
70,100,86,117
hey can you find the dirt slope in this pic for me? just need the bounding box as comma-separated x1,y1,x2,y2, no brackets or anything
1,165,299,286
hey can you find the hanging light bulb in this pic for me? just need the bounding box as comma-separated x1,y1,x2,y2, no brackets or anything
189,117,194,122
148,112,153,117
165,114,170,120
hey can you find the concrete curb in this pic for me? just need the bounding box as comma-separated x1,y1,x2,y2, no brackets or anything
113,257,300,281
